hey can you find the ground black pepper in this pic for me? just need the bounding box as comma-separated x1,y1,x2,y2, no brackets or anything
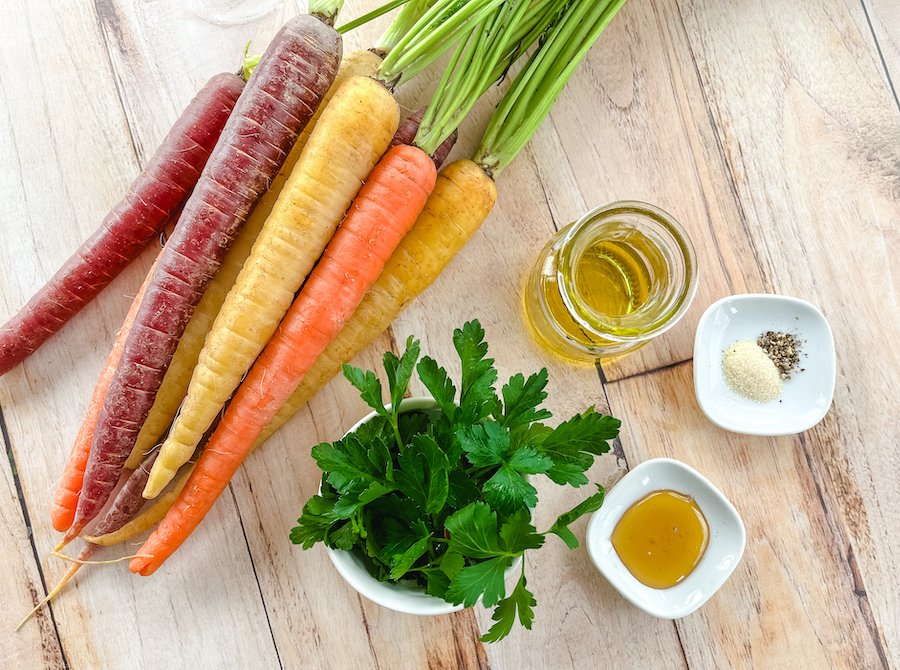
757,331,802,379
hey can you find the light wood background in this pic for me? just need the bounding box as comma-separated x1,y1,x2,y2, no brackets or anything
2,1,898,668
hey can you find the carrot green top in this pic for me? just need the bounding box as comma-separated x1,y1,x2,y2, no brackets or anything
309,0,347,25
472,0,628,177
412,0,570,157
376,0,506,86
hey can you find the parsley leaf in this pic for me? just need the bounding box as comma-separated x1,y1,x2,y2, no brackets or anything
383,336,420,410
459,421,551,514
342,364,386,417
548,483,606,549
417,356,457,421
453,321,499,425
446,556,511,608
480,571,537,643
499,509,544,554
395,434,450,514
444,502,502,559
499,370,551,427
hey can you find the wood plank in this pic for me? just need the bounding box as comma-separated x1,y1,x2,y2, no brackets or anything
0,413,65,669
1,0,897,667
865,0,900,90
608,364,887,668
677,0,900,665
522,0,763,383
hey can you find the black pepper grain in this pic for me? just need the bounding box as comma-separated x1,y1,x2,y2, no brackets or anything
757,331,802,379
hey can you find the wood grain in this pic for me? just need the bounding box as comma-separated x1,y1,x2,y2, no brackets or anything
0,0,897,668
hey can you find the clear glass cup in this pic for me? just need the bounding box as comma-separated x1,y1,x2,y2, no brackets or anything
523,201,698,361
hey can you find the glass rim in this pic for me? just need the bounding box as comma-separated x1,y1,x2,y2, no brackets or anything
557,200,699,343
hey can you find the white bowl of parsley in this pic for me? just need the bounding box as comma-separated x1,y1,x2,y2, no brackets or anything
325,396,521,616
291,320,620,641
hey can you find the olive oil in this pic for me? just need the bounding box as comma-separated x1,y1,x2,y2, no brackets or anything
523,202,697,361
576,240,651,316
611,490,709,590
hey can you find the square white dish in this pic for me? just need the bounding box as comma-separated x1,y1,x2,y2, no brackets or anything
693,293,835,436
586,458,745,619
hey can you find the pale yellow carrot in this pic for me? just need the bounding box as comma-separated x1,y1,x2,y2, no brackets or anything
91,160,495,535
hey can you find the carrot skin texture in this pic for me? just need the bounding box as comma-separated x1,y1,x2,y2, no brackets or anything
90,449,160,538
389,107,426,147
50,249,163,532
0,73,245,376
69,14,342,538
130,145,437,575
145,74,399,497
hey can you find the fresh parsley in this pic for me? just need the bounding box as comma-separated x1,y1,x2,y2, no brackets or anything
291,320,620,642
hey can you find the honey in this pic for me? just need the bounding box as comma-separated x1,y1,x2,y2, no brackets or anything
523,201,697,361
611,490,709,589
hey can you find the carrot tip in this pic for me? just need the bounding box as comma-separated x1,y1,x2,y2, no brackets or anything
61,521,84,546
128,554,155,576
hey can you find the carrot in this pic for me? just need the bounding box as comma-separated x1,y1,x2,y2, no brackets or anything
389,107,458,168
130,144,437,575
0,73,244,376
50,248,164,532
66,13,343,540
142,73,400,499
254,158,495,446
125,49,383,471
83,464,195,546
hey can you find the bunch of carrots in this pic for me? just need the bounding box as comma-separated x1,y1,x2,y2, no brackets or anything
7,0,627,625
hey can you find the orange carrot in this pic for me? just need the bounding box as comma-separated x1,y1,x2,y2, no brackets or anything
50,249,163,532
130,144,436,575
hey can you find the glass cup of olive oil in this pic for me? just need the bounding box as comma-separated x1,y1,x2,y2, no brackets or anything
524,201,698,361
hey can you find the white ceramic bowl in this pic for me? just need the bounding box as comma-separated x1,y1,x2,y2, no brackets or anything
324,396,521,616
586,458,745,619
693,293,836,436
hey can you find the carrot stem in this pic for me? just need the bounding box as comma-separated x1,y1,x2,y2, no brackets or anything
473,0,627,176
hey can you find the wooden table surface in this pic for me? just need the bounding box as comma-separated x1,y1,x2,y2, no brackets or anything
2,1,898,668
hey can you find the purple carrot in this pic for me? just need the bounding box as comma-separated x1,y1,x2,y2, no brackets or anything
0,72,245,376
18,449,162,630
389,107,458,168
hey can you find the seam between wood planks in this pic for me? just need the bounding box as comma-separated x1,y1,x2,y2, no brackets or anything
0,403,72,670
797,431,891,669
227,483,286,670
860,0,900,113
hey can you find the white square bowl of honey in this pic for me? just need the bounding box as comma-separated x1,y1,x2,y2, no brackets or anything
586,458,745,619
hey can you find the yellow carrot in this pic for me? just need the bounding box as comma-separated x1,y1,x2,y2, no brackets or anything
143,75,400,498
124,49,384,471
